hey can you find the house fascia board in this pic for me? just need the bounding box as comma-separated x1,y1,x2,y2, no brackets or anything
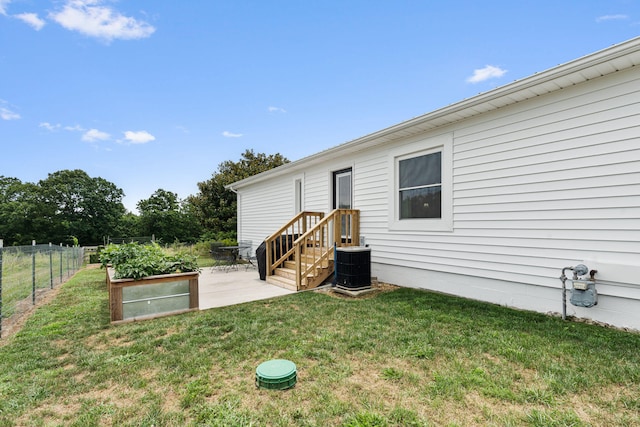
227,37,640,191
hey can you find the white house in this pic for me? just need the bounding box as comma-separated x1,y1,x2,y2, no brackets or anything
228,37,640,330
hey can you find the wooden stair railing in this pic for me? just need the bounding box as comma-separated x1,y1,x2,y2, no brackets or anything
264,211,324,279
265,209,360,291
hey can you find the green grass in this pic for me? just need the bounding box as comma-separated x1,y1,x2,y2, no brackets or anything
1,267,639,426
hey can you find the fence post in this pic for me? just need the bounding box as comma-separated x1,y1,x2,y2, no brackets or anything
32,240,36,305
49,243,54,289
60,243,63,283
0,239,3,338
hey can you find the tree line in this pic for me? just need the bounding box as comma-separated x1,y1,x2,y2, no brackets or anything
0,150,288,246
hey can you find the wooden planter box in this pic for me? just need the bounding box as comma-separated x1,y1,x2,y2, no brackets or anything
107,268,199,323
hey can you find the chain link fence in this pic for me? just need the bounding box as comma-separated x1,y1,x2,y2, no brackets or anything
0,241,84,338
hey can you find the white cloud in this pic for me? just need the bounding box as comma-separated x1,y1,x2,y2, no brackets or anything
123,130,155,144
0,102,20,120
466,65,507,84
268,106,286,113
82,128,110,142
42,122,88,132
596,14,628,22
50,0,156,42
1,107,20,120
15,12,45,30
39,122,62,131
0,0,10,16
222,131,243,138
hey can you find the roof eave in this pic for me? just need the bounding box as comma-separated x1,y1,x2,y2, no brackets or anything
228,37,640,190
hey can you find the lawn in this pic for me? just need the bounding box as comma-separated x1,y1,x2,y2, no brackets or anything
0,267,639,426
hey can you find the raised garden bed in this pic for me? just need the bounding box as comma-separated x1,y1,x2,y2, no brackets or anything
100,242,200,323
107,267,199,323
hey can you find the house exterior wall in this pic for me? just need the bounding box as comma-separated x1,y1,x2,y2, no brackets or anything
236,174,296,247
236,65,640,330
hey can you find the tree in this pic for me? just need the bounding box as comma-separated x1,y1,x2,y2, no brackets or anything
188,149,289,239
37,170,126,245
137,189,202,243
0,177,25,244
0,177,60,245
0,177,40,245
112,212,143,241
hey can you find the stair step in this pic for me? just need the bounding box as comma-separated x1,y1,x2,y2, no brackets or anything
268,244,335,291
302,247,331,256
284,260,331,270
268,263,335,292
298,255,332,265
274,267,297,281
266,275,297,291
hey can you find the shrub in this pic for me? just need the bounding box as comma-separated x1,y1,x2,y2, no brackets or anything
99,242,199,280
192,239,238,257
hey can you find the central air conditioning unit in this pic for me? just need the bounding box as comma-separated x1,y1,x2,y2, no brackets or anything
335,246,371,291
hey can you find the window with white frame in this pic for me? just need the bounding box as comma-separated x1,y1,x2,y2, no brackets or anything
389,133,452,232
294,178,303,213
399,150,442,219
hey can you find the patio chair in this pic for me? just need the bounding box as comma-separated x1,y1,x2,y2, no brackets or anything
239,240,257,270
210,243,237,272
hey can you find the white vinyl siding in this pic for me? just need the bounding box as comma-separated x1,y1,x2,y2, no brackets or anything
354,67,638,290
236,174,295,252
233,58,640,329
448,67,640,287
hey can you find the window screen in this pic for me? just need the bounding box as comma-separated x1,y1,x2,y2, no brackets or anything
399,151,442,219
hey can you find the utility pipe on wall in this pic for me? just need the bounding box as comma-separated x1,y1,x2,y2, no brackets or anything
559,264,589,320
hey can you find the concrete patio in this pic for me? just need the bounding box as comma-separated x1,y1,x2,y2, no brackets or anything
198,267,295,310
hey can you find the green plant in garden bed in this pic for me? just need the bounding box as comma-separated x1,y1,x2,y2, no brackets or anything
99,242,199,280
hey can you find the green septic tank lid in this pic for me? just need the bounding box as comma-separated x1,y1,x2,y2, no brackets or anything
256,359,297,390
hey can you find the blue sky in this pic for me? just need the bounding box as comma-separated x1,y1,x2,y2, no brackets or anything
1,1,639,213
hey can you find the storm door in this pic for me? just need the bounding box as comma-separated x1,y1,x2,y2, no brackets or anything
333,168,352,241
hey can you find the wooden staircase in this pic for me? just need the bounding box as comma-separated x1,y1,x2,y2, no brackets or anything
267,248,334,291
264,210,360,291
